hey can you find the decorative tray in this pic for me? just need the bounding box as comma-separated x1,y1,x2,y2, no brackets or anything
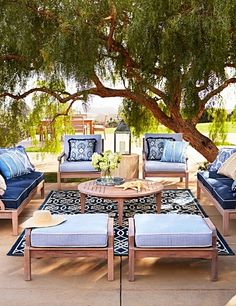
96,177,125,186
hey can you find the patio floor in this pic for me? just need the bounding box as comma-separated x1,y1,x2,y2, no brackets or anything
1,136,236,306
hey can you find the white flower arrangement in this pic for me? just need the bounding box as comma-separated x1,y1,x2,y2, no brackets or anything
92,150,122,176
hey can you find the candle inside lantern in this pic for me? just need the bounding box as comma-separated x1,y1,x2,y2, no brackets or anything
119,141,126,154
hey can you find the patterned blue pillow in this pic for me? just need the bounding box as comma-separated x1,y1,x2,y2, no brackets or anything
209,148,236,172
146,137,175,160
67,138,97,161
232,180,236,192
0,146,35,171
161,140,188,163
0,150,33,179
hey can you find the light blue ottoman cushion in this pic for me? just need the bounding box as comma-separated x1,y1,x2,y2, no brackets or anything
31,214,108,247
134,214,212,248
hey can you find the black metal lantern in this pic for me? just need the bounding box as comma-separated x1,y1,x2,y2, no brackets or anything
114,120,131,154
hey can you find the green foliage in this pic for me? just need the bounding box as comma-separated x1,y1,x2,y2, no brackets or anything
0,100,29,147
1,1,236,159
230,107,236,127
120,99,173,137
27,80,74,153
119,99,159,137
209,107,228,145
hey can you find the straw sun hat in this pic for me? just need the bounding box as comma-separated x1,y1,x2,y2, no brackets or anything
21,210,66,228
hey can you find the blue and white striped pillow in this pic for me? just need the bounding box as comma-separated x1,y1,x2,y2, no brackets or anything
0,149,33,179
161,140,188,163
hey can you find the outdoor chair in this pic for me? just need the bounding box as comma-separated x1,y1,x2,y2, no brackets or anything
24,214,114,281
57,134,103,190
143,133,189,188
128,214,218,281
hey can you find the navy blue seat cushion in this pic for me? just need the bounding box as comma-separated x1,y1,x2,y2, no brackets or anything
197,171,230,193
1,172,44,209
212,185,236,209
197,171,236,209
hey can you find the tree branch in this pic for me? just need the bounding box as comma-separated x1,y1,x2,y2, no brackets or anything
0,87,94,104
50,100,76,123
105,2,117,51
0,54,27,62
201,77,236,104
192,77,236,124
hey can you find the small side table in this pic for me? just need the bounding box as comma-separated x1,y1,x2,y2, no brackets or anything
112,154,139,179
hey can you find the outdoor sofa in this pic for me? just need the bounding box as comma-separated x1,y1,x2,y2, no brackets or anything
197,148,236,236
0,146,44,235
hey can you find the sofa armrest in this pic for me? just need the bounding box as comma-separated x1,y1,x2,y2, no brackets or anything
57,151,65,163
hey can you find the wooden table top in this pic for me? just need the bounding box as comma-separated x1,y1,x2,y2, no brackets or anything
77,179,163,199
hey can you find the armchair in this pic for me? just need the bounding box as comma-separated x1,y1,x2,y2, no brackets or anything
143,133,189,188
57,134,103,190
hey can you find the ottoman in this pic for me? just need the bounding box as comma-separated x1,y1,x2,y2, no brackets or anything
128,213,218,281
24,214,114,281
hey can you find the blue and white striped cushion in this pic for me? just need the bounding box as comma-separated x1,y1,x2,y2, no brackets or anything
0,150,33,179
134,214,212,248
31,214,109,247
161,140,188,163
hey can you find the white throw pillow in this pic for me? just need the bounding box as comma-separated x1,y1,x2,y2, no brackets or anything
0,174,6,196
217,152,236,180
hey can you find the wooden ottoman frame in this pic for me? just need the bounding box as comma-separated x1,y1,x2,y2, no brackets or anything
128,217,218,282
24,218,114,281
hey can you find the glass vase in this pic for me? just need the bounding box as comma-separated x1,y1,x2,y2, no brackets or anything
100,169,114,186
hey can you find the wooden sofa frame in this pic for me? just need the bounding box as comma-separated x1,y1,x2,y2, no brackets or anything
24,218,114,281
128,217,218,282
0,180,44,236
142,139,189,188
57,139,104,190
197,180,236,236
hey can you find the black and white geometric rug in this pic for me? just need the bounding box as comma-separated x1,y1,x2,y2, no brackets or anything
8,189,234,256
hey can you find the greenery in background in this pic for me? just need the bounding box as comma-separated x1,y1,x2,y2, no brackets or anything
1,1,236,161
208,107,228,145
120,99,172,137
0,100,29,147
44,172,87,183
231,107,236,127
27,79,75,153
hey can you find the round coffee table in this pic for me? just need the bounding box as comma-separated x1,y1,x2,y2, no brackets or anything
77,179,164,225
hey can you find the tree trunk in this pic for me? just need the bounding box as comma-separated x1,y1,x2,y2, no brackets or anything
150,108,219,162
178,124,219,163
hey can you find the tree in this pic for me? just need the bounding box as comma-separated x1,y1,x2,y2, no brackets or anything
27,79,75,153
230,107,236,126
209,108,228,145
0,100,29,147
1,0,236,161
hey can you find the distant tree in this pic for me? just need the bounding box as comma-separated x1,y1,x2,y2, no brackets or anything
0,100,29,147
230,107,236,126
1,1,236,160
209,108,228,144
27,79,75,153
